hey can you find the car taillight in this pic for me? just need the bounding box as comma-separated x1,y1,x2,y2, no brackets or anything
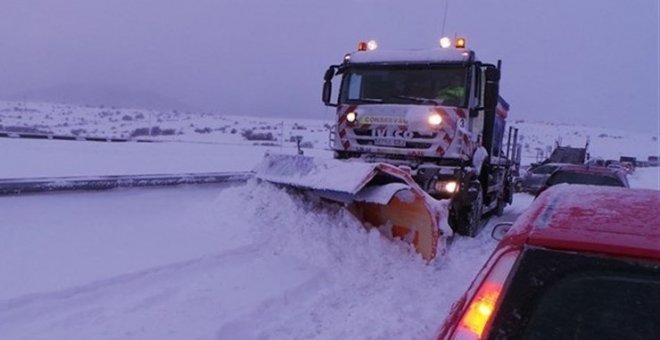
459,282,502,338
451,251,519,339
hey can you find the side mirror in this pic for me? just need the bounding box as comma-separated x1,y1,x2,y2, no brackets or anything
485,67,500,82
322,81,334,106
483,66,501,109
322,66,338,107
491,222,513,241
324,67,336,82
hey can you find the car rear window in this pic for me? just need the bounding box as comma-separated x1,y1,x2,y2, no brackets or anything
546,171,624,187
531,165,557,175
487,247,660,340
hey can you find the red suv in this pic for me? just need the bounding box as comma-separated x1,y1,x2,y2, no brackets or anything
437,185,660,339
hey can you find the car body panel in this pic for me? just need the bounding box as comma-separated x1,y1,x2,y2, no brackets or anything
437,185,660,339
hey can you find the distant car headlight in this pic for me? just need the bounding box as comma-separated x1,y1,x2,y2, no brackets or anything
428,113,442,126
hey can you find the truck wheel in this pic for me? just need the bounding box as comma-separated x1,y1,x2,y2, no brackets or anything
452,186,483,237
495,197,506,217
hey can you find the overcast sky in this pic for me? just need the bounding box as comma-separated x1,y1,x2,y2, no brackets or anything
0,0,658,134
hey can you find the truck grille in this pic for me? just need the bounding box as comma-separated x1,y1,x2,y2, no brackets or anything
353,128,438,139
356,139,433,149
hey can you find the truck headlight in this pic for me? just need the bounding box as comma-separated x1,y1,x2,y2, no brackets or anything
346,112,357,123
428,113,442,126
434,180,459,193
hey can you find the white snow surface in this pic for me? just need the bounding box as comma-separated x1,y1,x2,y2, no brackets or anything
0,179,507,340
1,101,658,339
254,153,378,194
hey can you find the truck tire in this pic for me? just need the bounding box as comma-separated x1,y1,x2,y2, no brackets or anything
495,197,506,216
451,185,483,237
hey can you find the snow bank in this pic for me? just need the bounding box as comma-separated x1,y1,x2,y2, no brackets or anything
207,180,499,339
628,167,660,190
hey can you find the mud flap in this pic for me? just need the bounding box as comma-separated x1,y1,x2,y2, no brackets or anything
254,153,444,261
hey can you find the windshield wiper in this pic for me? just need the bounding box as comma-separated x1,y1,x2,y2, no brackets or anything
392,95,439,104
358,97,384,103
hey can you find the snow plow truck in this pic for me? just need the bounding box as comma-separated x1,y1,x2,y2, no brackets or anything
257,37,518,261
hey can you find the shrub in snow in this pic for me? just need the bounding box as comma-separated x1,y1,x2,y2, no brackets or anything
129,127,150,138
122,115,133,121
4,126,47,134
70,128,87,136
242,129,276,141
130,126,175,137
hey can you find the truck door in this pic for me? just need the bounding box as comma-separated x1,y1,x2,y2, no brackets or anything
469,66,486,142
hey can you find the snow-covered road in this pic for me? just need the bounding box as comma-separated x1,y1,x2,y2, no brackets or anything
0,179,533,339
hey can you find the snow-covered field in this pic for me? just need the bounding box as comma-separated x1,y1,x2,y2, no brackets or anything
2,100,658,167
0,101,658,339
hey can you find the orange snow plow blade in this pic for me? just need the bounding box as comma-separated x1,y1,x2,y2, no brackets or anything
255,153,446,261
354,191,437,261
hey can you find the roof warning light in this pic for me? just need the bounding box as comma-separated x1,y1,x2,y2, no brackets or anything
456,37,466,48
439,37,452,48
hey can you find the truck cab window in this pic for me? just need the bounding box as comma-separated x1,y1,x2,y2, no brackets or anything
340,67,468,107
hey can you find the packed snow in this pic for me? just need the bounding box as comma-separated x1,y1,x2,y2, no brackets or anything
1,101,658,339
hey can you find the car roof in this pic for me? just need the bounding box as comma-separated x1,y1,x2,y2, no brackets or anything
554,164,619,174
506,184,660,261
533,162,566,168
527,163,567,172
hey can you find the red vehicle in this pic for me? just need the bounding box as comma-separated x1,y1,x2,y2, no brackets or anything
437,185,660,339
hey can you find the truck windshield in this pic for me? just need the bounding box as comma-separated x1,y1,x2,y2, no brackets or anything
339,66,468,107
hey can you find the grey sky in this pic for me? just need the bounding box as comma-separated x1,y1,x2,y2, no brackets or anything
0,0,658,133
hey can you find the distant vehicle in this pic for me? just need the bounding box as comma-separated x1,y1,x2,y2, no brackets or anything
437,185,660,339
619,156,637,174
517,163,564,194
533,138,589,167
538,164,628,195
648,156,659,167
585,157,606,167
619,156,638,165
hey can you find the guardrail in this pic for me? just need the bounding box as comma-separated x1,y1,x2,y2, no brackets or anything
0,172,253,196
0,131,156,143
